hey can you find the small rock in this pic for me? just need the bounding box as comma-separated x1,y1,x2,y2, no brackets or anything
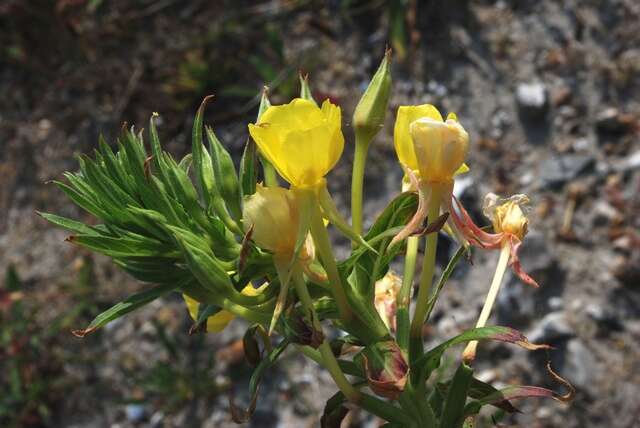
595,107,634,134
613,253,640,288
585,302,623,332
548,296,564,311
497,233,562,327
125,404,147,423
516,82,548,117
592,200,622,226
561,339,599,393
539,154,595,188
527,312,574,343
615,151,640,172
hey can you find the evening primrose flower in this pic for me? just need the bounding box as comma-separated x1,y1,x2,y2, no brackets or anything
390,104,471,246
243,184,323,334
463,193,538,363
248,98,344,189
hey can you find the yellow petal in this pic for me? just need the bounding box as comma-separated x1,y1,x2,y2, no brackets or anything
248,98,344,188
454,163,470,176
394,105,443,172
183,294,235,333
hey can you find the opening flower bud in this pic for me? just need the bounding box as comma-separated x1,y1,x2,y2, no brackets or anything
483,193,530,240
242,184,300,256
409,117,469,183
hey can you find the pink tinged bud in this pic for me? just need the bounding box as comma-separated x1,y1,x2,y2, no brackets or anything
360,341,409,400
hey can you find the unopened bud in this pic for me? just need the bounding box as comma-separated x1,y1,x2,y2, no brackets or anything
353,49,392,144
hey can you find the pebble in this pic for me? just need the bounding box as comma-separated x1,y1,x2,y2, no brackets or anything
527,311,574,343
562,339,599,393
516,82,548,116
125,404,147,423
538,153,595,188
595,107,633,134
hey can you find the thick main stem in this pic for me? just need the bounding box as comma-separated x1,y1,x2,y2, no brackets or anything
292,268,361,403
351,134,370,238
462,243,511,363
410,185,443,354
309,198,353,323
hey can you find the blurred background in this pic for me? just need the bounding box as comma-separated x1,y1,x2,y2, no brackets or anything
1,1,639,427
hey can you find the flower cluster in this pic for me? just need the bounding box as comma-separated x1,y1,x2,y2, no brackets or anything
46,50,573,426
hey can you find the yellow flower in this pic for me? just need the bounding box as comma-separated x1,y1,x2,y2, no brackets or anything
242,184,299,256
248,98,344,189
183,284,264,333
394,104,469,183
483,193,530,240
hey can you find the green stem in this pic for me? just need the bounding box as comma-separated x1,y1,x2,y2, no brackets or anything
351,132,370,238
397,236,419,353
261,156,278,187
410,185,443,359
309,197,353,324
292,268,361,403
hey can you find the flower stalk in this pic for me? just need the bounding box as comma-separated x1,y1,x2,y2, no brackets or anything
463,240,511,363
409,184,443,357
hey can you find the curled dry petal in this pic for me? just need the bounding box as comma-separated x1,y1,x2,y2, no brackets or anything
390,167,431,247
508,236,540,288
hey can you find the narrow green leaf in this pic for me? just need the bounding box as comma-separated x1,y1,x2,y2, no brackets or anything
239,138,257,197
440,363,473,428
72,282,179,337
37,212,100,235
205,126,242,222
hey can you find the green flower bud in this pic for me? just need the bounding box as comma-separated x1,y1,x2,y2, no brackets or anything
353,49,392,144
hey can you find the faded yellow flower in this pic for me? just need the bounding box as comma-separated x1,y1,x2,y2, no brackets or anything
483,193,530,241
394,104,469,183
242,184,299,256
248,98,344,189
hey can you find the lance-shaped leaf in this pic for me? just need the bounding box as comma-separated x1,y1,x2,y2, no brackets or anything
239,138,258,197
72,282,179,337
415,326,551,384
205,126,242,222
229,338,289,423
440,363,474,428
463,362,574,418
191,97,241,234
355,340,409,400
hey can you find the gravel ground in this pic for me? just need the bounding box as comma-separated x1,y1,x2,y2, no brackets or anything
2,1,639,427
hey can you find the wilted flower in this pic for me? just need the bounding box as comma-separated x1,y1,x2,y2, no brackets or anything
374,271,402,331
248,98,344,189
